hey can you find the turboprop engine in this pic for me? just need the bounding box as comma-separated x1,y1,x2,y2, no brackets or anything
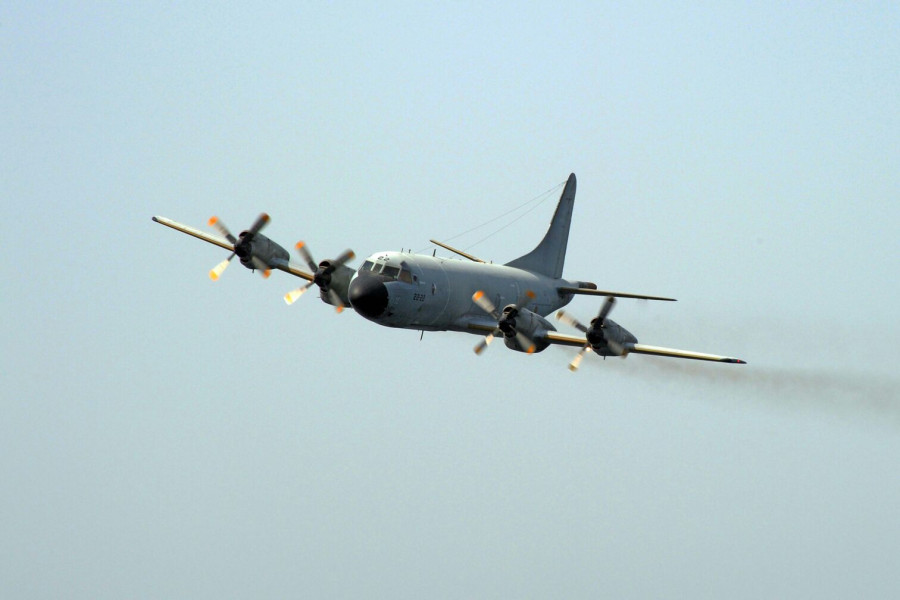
556,296,638,370
283,243,356,312
498,305,555,353
207,213,290,280
471,290,555,355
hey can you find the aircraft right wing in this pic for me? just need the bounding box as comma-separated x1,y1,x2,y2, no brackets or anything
153,215,234,252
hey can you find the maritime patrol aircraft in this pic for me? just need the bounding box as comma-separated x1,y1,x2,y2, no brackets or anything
152,174,745,370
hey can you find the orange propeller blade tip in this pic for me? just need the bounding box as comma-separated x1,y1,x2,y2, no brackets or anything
527,345,536,354
295,241,306,249
209,271,219,281
263,270,271,279
473,290,484,301
335,305,344,313
208,216,218,226
526,290,536,299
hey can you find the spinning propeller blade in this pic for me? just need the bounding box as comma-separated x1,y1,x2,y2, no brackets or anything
284,282,315,305
569,345,591,372
208,216,237,244
209,254,234,281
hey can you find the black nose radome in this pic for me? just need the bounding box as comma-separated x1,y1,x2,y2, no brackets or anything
349,276,388,318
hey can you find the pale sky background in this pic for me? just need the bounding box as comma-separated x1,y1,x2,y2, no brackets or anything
2,2,899,598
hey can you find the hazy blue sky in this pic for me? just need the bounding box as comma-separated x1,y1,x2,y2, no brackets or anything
3,2,898,598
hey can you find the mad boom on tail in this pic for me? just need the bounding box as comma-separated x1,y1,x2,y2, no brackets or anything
152,174,745,370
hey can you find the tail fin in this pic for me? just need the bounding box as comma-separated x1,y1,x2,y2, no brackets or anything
505,173,576,279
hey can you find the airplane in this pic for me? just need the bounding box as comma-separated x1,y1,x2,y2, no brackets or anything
152,173,746,370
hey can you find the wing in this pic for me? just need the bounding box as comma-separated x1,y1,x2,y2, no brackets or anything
542,332,746,363
269,258,315,281
626,344,746,364
151,216,314,281
153,215,234,251
542,331,589,348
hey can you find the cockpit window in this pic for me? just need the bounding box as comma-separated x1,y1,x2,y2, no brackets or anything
361,260,375,272
398,268,413,283
382,265,400,279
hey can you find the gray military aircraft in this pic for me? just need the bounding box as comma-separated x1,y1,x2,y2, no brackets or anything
152,174,745,370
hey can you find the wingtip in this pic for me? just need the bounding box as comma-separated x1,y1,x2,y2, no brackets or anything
725,358,747,364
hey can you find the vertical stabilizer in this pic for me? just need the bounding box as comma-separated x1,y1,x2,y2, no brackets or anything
505,173,576,279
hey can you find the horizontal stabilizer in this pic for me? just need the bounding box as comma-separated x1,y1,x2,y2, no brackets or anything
558,287,676,302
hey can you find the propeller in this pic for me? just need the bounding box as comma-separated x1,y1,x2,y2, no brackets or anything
471,290,537,355
208,213,272,280
284,242,355,312
556,296,622,371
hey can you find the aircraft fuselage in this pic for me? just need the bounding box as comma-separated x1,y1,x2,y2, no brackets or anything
348,251,576,333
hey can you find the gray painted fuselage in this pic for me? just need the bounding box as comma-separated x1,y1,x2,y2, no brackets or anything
353,250,576,333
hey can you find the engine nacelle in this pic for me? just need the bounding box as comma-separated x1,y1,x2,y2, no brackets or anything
586,318,637,356
318,263,355,307
500,307,556,353
234,232,289,270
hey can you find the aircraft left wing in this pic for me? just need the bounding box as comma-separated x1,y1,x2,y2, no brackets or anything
626,343,745,363
542,332,746,363
151,216,314,281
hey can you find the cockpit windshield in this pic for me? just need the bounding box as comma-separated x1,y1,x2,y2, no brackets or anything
360,258,413,283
